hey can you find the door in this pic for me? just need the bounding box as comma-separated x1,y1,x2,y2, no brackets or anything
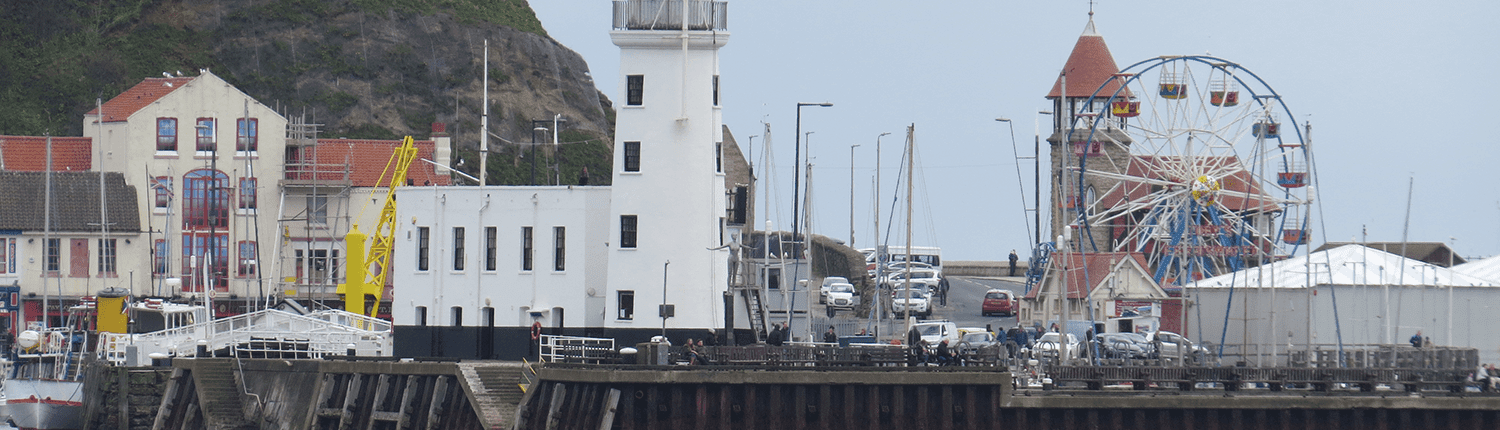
70,239,88,278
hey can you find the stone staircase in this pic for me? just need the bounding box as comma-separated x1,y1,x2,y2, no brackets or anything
457,362,529,430
191,359,256,430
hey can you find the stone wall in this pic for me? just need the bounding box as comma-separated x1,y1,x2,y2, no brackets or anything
82,362,173,430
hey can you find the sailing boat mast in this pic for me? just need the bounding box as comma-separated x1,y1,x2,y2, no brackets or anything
43,134,51,331
902,124,914,339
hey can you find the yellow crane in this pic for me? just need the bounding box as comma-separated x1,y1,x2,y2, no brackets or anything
339,136,419,317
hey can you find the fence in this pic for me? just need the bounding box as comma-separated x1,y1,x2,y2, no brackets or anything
97,308,392,365
612,0,728,31
539,335,616,364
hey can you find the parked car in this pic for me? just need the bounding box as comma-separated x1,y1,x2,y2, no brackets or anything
1093,332,1152,359
824,283,859,312
955,327,998,355
891,288,931,318
882,269,940,292
818,276,849,304
1143,330,1208,362
1031,332,1081,360
981,289,1016,317
913,321,960,346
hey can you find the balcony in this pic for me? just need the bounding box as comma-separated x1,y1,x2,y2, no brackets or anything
613,0,727,31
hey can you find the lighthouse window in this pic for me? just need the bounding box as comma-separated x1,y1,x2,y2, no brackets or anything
450,306,463,326
415,306,428,326
626,75,643,106
623,141,640,172
620,215,638,249
617,291,635,320
713,75,720,106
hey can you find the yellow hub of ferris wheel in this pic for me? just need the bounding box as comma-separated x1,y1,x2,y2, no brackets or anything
1189,175,1220,206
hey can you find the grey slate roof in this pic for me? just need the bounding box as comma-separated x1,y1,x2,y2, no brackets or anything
0,171,139,233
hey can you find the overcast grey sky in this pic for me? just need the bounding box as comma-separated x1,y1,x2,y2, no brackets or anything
532,0,1500,262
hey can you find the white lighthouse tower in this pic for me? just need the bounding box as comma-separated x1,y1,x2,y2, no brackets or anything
604,0,731,335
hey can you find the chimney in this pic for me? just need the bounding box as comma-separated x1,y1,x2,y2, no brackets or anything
430,122,451,177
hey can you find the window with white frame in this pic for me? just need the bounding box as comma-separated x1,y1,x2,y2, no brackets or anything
521,226,533,271
0,238,15,274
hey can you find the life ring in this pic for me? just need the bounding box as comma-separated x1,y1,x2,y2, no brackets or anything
530,321,543,341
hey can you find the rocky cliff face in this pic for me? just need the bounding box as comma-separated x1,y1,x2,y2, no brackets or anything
0,0,614,184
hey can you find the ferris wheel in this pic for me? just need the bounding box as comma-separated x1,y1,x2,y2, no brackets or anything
1065,55,1314,286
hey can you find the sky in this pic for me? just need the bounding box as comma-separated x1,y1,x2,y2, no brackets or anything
531,0,1500,262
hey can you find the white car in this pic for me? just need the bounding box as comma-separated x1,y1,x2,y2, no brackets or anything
913,321,960,346
1031,332,1081,360
1143,330,1209,362
882,269,940,292
824,283,858,310
818,276,849,304
891,288,930,317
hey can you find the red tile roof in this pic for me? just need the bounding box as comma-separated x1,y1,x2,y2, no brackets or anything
1025,252,1148,299
1094,155,1280,213
307,139,452,187
87,77,196,123
0,136,93,171
1046,19,1131,100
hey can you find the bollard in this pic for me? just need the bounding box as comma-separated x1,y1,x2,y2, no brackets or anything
196,340,209,357
347,343,358,358
149,352,169,367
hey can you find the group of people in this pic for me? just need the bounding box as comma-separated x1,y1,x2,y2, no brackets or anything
1478,363,1500,391
905,326,960,366
1409,330,1435,348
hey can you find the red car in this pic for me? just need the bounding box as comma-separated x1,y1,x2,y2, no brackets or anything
981,289,1015,317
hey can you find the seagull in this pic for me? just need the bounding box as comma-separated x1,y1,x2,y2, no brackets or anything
175,70,183,77
164,82,173,88
162,72,171,78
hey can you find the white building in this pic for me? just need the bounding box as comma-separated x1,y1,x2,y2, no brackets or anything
1186,244,1500,365
389,0,736,359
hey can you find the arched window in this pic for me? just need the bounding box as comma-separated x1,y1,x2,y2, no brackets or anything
183,169,230,229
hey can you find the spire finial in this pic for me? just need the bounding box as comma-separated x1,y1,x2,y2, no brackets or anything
1089,0,1096,17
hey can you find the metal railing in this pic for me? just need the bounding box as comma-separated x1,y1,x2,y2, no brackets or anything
540,335,616,364
97,308,391,365
613,0,727,31
283,161,351,182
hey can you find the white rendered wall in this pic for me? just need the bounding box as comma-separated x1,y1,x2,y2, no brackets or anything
391,186,610,329
605,29,731,331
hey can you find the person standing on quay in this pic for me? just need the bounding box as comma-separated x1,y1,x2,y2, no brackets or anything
1008,250,1020,277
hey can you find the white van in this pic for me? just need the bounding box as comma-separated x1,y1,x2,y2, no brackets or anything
878,245,942,276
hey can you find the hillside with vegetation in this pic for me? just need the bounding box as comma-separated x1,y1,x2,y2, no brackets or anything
0,0,614,184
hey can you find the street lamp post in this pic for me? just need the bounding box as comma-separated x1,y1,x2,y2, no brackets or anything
530,121,550,185
849,143,860,246
793,102,832,263
997,117,1036,249
1035,111,1052,246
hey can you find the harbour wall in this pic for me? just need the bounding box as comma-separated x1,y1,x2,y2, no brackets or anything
517,364,1500,430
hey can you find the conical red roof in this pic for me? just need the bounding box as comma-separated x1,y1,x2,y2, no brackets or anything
1045,18,1130,99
